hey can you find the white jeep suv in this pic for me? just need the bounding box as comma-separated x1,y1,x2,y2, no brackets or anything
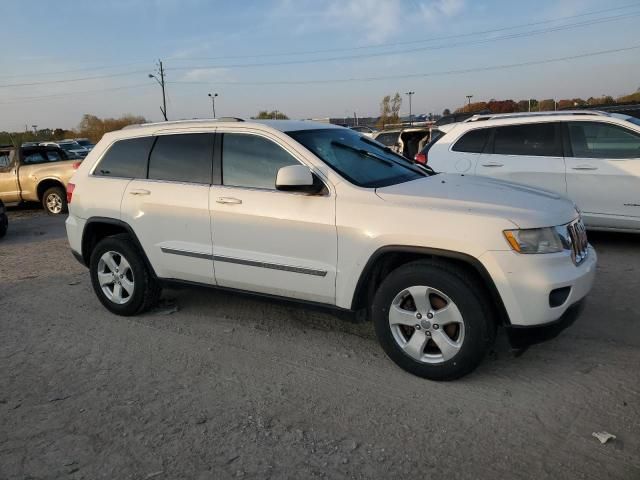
66,119,597,380
423,111,640,232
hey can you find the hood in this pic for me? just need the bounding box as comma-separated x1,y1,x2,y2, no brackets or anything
376,174,578,228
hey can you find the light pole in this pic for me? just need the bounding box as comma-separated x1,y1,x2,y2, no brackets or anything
405,91,415,125
208,93,218,118
465,95,473,112
148,59,167,121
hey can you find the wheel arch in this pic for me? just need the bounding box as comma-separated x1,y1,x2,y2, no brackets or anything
37,178,66,201
81,217,157,278
350,245,511,326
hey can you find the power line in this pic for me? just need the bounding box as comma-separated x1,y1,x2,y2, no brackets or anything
166,12,640,71
0,83,153,105
167,44,640,86
0,61,152,80
0,69,149,89
170,3,640,61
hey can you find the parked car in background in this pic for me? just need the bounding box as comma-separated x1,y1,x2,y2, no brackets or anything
71,138,95,151
66,118,595,380
0,198,7,238
0,144,81,214
423,111,640,232
350,125,376,137
40,140,89,158
373,126,431,160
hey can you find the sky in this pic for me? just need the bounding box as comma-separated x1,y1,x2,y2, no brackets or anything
1,0,639,131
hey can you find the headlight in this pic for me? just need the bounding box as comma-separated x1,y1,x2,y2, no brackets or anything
503,227,567,254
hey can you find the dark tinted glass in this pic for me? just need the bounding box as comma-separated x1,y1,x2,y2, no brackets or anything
452,128,489,153
22,151,47,164
148,133,213,183
493,123,559,156
374,132,399,147
567,121,640,159
96,137,154,178
222,134,298,189
0,151,11,169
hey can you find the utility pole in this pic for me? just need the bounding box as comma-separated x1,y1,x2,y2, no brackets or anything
466,95,473,112
148,60,168,121
405,91,415,125
208,93,218,118
528,99,531,112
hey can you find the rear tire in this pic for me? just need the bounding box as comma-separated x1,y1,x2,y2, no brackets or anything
372,260,495,381
42,186,67,215
89,233,161,316
0,214,7,238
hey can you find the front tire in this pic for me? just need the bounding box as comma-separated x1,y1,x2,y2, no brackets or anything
89,234,161,316
372,260,495,381
42,186,67,215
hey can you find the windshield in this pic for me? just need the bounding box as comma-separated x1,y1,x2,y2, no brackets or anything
76,139,92,146
287,128,428,188
611,113,640,128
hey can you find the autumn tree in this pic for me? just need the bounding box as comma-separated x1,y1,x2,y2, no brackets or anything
76,114,147,143
538,99,556,111
454,101,488,114
251,110,289,120
442,108,451,116
487,99,517,113
376,93,402,129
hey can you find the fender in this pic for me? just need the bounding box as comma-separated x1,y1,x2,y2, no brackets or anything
350,245,511,325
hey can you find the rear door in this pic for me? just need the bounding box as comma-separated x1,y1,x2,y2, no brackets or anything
564,121,640,228
475,122,566,194
120,132,215,285
0,149,20,203
209,130,337,304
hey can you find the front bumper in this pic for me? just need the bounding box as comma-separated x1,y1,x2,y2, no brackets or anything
479,245,597,327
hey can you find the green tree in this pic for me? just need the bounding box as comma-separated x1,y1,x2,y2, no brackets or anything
251,110,289,120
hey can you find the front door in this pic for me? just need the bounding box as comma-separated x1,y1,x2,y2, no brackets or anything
564,121,640,229
209,131,337,304
120,132,215,285
475,122,567,195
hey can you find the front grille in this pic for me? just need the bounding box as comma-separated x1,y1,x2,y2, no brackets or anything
567,218,589,265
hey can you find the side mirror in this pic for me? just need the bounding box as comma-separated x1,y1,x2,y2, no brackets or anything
276,165,323,194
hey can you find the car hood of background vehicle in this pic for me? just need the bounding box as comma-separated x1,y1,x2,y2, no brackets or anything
375,174,578,228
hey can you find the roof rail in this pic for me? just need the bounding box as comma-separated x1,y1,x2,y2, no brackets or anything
122,117,245,130
465,110,609,122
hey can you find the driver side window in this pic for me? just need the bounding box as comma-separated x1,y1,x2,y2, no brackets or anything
221,133,299,190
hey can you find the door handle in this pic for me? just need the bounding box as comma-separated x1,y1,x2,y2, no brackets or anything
129,189,151,195
571,165,598,171
216,197,242,205
481,162,504,167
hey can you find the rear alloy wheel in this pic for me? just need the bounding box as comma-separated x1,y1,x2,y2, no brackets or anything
90,233,161,315
42,186,67,215
372,260,494,380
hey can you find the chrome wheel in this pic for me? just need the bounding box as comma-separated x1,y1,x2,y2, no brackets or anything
97,251,135,305
46,192,63,214
389,286,465,364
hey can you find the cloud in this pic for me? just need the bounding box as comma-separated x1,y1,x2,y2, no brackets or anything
180,67,231,82
420,0,465,23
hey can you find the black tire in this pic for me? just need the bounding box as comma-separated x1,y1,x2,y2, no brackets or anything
89,233,161,316
372,260,495,381
42,186,68,215
0,214,7,239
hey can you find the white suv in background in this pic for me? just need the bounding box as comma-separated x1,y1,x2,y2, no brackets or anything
424,111,640,232
66,119,596,380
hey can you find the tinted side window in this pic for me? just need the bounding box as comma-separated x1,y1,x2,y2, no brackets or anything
493,123,559,156
452,128,489,153
148,134,213,184
95,137,154,178
22,151,47,164
567,122,640,159
0,151,12,169
375,132,399,147
45,150,63,162
222,134,298,190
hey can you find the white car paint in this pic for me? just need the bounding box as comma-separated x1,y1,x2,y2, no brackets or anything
426,111,640,232
67,119,595,330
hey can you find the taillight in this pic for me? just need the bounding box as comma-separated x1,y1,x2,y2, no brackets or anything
72,161,82,169
66,183,75,203
414,152,427,165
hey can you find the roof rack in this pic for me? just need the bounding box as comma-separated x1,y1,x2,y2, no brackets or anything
122,117,245,130
465,110,609,122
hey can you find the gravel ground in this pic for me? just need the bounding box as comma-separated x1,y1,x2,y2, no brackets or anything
1,208,639,479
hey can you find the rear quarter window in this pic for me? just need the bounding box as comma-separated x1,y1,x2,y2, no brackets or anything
94,137,155,178
451,128,490,153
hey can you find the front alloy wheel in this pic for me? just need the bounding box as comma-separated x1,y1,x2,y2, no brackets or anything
389,286,465,364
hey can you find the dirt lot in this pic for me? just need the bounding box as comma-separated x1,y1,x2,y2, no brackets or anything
1,208,639,479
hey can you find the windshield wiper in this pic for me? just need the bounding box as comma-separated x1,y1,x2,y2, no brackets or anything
331,141,395,167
